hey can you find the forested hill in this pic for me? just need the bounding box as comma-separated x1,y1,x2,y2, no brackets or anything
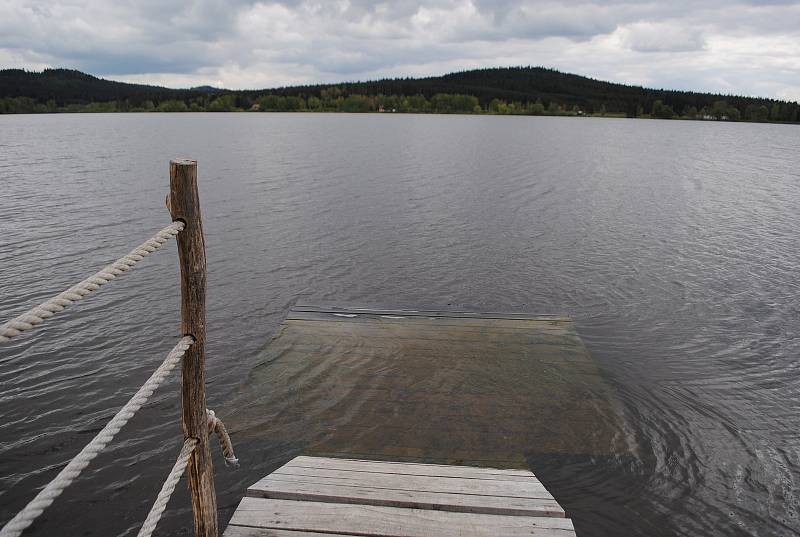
0,68,209,107
1,66,798,123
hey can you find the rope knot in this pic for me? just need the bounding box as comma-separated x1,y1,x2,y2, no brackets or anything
206,409,239,467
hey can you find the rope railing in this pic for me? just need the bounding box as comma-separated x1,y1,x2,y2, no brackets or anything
135,411,239,537
136,438,199,537
2,160,231,537
0,336,194,537
0,221,185,344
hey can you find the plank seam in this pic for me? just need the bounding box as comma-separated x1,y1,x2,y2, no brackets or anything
244,490,564,517
253,477,555,500
247,484,559,503
280,464,539,481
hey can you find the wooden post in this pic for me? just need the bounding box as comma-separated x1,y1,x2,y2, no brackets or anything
168,159,218,537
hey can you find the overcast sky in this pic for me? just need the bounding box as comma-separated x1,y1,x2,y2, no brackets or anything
1,0,799,100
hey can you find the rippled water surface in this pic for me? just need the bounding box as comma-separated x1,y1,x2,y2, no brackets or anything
1,113,799,536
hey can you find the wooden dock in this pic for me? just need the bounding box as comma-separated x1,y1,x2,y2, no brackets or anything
224,455,577,536
224,305,630,536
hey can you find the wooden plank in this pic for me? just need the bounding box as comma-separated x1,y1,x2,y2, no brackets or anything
277,339,581,359
302,451,537,471
282,320,578,341
285,312,571,330
286,455,536,478
228,497,576,537
255,474,554,501
282,320,573,337
272,346,595,369
224,527,360,537
283,316,576,334
256,468,554,499
246,478,564,517
286,456,536,479
284,317,570,328
277,323,579,343
294,304,568,317
293,305,570,322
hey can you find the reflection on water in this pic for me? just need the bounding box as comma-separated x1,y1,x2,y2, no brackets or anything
0,113,799,537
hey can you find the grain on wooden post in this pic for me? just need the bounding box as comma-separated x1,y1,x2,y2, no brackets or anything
168,158,218,537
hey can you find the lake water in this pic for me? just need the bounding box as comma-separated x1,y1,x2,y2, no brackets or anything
0,113,798,537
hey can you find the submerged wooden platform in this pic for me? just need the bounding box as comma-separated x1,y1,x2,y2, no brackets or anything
224,455,577,536
231,305,626,467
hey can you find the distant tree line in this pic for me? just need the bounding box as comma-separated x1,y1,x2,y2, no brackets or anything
1,67,798,123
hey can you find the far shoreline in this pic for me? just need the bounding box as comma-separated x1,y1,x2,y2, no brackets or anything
2,109,797,126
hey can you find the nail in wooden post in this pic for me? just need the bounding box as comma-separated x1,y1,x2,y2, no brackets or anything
168,159,218,537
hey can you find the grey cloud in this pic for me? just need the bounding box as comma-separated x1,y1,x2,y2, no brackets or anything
622,23,707,53
0,0,798,100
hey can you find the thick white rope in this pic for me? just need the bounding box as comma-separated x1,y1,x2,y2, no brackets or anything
207,409,239,467
135,411,238,537
136,438,198,537
135,410,239,537
0,336,193,537
0,221,185,344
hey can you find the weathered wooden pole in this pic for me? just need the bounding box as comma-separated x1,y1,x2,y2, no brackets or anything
168,159,218,537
